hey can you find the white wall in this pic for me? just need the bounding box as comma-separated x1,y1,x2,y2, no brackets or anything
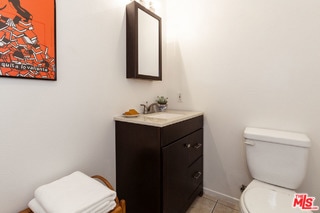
167,0,320,206
1,0,320,212
0,0,168,212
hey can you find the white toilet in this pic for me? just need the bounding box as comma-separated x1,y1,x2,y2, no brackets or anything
240,127,312,213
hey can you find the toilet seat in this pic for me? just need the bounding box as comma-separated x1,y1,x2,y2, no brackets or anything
240,180,312,213
244,188,297,213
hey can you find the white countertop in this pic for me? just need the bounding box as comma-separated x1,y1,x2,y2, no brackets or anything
114,110,203,127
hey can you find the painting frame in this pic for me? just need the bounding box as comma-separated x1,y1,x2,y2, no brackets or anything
0,0,56,81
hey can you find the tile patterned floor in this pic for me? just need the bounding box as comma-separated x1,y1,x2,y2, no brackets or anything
186,194,240,213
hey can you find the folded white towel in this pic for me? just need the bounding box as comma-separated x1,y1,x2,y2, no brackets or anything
33,171,117,213
28,199,46,213
28,197,116,213
82,199,116,213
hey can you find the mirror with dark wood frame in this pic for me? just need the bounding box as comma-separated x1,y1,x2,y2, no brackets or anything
126,1,162,80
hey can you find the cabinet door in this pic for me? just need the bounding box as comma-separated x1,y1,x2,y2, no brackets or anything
162,129,203,213
116,121,162,213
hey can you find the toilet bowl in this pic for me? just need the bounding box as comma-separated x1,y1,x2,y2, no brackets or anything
240,180,312,213
240,127,311,213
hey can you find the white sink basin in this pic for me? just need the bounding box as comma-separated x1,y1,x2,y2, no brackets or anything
145,112,183,120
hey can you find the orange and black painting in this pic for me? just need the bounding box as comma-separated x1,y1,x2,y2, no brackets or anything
0,0,56,80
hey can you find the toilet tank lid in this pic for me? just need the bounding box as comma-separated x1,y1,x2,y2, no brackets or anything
244,127,311,147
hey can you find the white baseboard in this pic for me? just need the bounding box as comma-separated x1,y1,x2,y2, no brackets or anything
203,187,240,205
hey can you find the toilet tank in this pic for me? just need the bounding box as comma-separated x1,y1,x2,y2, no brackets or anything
244,127,311,189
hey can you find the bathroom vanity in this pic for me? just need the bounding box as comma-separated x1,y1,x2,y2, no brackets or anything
114,111,203,213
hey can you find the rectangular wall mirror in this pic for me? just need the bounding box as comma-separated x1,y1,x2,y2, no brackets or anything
126,1,162,80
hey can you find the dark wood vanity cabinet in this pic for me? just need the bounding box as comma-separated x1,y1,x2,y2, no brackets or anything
115,115,203,213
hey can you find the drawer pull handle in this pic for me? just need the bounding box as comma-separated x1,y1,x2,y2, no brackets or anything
193,171,202,179
193,143,202,149
185,144,191,148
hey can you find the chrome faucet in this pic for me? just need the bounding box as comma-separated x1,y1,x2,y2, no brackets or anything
140,101,158,114
147,103,158,113
140,102,148,114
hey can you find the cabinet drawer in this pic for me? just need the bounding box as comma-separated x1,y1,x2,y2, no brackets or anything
185,129,203,165
186,156,203,197
161,115,203,146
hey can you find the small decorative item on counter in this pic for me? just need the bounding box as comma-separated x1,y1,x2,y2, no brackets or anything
123,109,139,117
156,96,168,104
156,96,168,112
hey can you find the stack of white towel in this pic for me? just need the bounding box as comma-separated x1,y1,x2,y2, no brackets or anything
28,171,117,213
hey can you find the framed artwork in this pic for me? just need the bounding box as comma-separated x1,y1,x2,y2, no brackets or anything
0,0,56,80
